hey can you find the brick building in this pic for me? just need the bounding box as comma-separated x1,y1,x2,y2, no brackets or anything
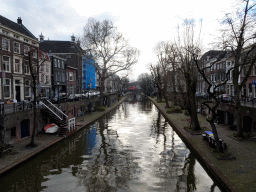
39,35,83,94
0,15,39,102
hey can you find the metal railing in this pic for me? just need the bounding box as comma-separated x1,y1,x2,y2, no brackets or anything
68,117,75,131
45,99,68,118
39,101,63,120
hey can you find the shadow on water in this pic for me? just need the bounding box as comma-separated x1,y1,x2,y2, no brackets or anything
0,99,223,192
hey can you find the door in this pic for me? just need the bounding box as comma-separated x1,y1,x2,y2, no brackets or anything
243,116,252,132
15,86,21,102
20,119,30,138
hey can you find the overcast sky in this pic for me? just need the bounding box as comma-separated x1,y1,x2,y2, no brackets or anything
1,0,236,80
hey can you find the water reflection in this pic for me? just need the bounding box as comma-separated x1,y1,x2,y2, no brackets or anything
0,100,222,192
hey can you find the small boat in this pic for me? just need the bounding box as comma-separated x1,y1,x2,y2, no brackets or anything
44,123,59,133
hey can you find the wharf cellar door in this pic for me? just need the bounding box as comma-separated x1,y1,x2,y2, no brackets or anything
20,119,30,138
243,116,252,132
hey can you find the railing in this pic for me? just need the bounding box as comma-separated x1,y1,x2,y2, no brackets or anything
45,100,68,118
68,117,75,132
39,101,63,120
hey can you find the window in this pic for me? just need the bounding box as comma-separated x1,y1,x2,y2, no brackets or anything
2,38,10,51
54,59,57,67
58,72,60,81
58,60,60,68
24,45,29,56
45,75,49,84
24,38,29,42
40,64,44,72
40,74,44,84
62,61,65,69
14,59,22,73
62,73,65,82
66,72,68,80
46,64,49,73
25,80,30,97
14,42,20,53
2,30,8,35
69,72,73,81
24,60,30,74
33,52,37,59
55,73,58,82
2,56,10,72
66,55,71,59
4,79,11,98
14,34,19,39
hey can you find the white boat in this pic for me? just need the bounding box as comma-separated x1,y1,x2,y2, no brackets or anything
44,123,59,133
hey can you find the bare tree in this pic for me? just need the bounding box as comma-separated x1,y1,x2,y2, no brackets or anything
25,48,49,146
153,41,172,108
138,73,154,96
149,63,164,102
82,18,140,105
175,18,202,131
194,51,229,152
220,0,256,136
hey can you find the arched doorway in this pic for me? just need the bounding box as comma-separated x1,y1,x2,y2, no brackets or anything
217,110,225,124
20,119,30,138
243,116,252,132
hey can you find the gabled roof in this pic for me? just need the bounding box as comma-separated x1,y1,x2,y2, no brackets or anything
39,40,83,54
0,15,37,40
200,50,226,61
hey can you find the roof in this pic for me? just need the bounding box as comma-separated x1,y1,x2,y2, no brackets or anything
200,50,226,61
0,15,37,40
39,40,83,54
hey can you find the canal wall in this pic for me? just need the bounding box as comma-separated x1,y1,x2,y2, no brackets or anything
1,93,118,144
148,97,237,192
0,95,124,176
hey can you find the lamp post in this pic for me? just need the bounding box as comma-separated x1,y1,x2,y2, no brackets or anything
87,83,90,99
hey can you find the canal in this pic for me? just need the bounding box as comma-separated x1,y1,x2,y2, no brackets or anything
0,99,222,192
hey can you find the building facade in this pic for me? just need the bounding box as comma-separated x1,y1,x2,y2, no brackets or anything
66,66,77,95
50,55,66,97
39,35,83,94
82,56,96,91
0,15,40,102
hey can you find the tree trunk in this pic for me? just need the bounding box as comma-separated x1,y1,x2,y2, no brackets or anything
99,78,105,106
234,90,243,136
30,86,37,146
188,92,201,130
185,74,201,131
163,91,170,108
209,120,222,152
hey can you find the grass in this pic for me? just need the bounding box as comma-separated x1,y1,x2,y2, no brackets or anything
166,106,182,113
95,106,106,111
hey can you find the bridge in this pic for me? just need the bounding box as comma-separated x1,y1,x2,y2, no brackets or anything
122,89,144,102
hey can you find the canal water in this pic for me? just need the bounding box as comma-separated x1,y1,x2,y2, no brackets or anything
0,99,222,192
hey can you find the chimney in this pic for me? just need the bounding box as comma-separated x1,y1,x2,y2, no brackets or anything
71,34,76,42
17,17,22,24
77,39,81,47
39,32,44,42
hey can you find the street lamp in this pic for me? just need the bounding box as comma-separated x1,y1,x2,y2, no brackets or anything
87,83,90,99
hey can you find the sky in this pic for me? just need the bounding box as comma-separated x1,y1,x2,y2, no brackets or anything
1,0,237,80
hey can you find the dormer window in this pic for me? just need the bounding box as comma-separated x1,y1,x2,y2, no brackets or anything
2,30,8,35
24,38,29,42
14,34,19,39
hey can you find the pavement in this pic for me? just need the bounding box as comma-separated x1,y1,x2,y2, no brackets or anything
0,97,126,175
149,97,256,192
